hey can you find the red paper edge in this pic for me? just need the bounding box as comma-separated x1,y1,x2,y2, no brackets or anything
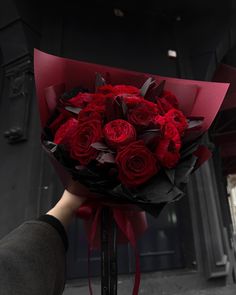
34,49,229,132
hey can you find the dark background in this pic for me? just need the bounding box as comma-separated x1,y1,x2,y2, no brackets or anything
0,0,236,291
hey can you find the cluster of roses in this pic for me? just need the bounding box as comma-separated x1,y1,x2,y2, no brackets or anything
51,83,188,188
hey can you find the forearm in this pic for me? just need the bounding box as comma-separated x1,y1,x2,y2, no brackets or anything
46,190,85,230
0,220,66,295
0,190,84,295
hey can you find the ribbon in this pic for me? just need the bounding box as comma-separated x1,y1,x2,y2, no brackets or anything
76,203,148,295
113,209,141,295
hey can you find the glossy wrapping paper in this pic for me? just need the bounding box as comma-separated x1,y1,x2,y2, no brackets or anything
34,48,229,208
34,49,229,294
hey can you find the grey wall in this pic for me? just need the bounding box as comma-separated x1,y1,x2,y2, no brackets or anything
0,0,235,287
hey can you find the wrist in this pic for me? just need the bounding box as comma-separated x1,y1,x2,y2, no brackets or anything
58,190,85,212
46,190,86,229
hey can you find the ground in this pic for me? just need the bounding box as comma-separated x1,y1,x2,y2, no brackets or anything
63,271,236,295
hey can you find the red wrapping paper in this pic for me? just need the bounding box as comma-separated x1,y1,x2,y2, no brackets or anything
34,49,229,295
34,46,229,228
34,49,229,198
34,49,229,132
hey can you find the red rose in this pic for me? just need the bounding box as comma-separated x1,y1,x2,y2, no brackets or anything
98,84,140,96
156,98,173,114
84,93,107,111
164,109,188,136
88,94,107,109
162,91,179,109
104,95,124,122
156,91,179,114
70,120,103,165
78,108,102,123
54,118,78,146
49,109,74,134
155,139,180,168
103,119,136,149
92,93,107,102
97,85,114,95
153,115,166,128
123,95,144,108
116,140,158,187
77,94,107,123
163,123,181,150
68,92,93,108
113,85,140,95
127,101,158,128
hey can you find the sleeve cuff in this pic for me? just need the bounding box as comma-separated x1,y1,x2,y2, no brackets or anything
37,214,69,251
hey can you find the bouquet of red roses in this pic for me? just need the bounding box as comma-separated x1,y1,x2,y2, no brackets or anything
46,77,194,213
35,49,229,217
34,49,229,295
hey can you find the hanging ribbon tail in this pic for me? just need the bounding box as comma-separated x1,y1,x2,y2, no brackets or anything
88,245,93,295
113,209,148,295
76,204,148,295
76,203,148,247
134,247,141,295
76,203,102,249
76,203,103,295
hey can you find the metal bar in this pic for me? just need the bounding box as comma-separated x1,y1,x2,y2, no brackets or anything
109,217,118,295
101,207,110,295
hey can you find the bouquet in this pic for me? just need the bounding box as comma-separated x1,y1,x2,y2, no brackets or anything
34,49,229,294
45,77,199,212
34,49,229,215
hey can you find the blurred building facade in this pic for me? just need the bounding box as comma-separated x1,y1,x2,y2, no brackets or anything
0,0,236,293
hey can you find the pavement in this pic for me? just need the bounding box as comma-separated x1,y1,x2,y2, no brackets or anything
63,271,236,295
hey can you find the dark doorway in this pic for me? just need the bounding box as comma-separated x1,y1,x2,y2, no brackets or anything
0,49,3,102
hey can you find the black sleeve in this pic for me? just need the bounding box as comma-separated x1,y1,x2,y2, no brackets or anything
37,214,69,252
0,218,67,295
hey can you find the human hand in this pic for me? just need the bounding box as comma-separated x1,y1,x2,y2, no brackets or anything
46,190,86,230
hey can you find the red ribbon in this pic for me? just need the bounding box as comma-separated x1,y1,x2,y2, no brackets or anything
113,209,141,295
76,202,148,295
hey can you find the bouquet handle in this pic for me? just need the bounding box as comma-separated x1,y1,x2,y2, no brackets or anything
101,207,118,295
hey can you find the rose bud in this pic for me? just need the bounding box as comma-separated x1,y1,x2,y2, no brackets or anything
156,90,179,113
164,109,188,136
163,122,181,150
155,139,180,169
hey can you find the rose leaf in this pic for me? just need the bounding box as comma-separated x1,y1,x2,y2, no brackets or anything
95,72,106,90
97,152,115,164
187,118,204,130
43,141,57,153
91,142,113,152
121,100,128,116
65,106,82,114
139,130,160,146
155,80,166,98
145,128,161,133
163,168,175,184
140,77,155,97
